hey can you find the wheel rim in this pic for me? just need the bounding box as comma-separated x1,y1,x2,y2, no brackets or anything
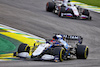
60,49,65,62
84,46,89,59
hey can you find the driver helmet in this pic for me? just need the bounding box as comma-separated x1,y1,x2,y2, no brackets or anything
53,35,63,40
68,0,70,2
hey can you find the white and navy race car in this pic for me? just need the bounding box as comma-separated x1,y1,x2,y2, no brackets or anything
14,34,89,62
46,0,92,20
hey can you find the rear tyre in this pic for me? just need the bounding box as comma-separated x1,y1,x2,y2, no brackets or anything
18,43,30,53
46,2,55,12
53,47,65,62
76,45,89,59
82,9,89,16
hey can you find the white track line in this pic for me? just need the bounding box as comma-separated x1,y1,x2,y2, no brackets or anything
0,24,45,40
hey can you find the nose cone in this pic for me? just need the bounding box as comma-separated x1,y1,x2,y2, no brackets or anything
71,7,79,16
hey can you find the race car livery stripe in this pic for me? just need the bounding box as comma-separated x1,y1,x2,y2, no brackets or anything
72,1,100,13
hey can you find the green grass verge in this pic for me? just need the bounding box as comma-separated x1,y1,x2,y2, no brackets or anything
0,34,22,54
0,36,15,54
72,0,100,7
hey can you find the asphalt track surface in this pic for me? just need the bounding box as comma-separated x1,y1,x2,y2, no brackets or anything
0,0,100,67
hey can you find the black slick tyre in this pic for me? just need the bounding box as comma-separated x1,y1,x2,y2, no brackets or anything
76,45,89,59
46,2,55,12
58,7,65,17
18,43,30,53
53,47,65,62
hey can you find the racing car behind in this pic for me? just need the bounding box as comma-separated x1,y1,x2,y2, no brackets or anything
46,0,92,20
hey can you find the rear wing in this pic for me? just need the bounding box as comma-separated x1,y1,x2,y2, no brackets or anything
63,35,83,40
53,33,83,44
63,35,83,44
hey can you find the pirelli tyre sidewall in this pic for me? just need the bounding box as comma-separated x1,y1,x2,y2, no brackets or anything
60,48,65,62
53,47,65,62
46,2,55,12
76,45,89,59
18,43,30,53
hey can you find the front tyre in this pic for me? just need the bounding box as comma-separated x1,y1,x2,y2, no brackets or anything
58,7,65,17
18,43,30,53
76,45,89,59
53,47,65,62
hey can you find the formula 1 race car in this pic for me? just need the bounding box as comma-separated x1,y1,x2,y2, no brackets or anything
46,0,92,20
13,34,89,62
